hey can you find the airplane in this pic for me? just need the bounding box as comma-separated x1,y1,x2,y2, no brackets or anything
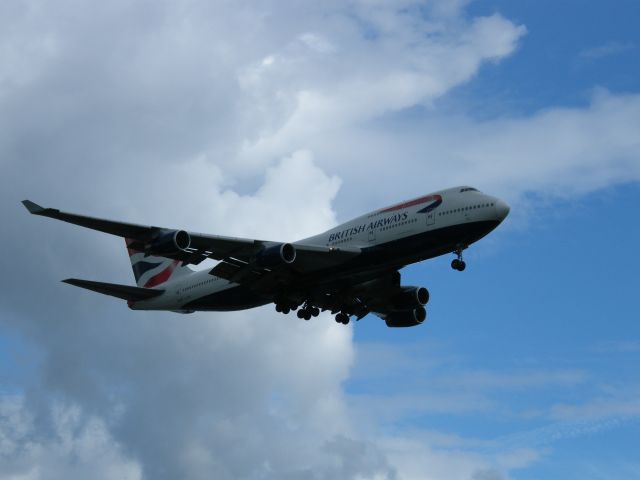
22,186,509,327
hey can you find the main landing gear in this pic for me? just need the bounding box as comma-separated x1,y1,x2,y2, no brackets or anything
451,246,467,271
275,302,295,315
296,304,320,321
275,298,321,320
275,297,351,325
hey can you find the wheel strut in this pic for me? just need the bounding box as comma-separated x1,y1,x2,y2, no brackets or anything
451,246,467,271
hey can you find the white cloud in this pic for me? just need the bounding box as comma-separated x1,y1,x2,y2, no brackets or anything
551,395,640,422
579,41,634,60
236,12,526,171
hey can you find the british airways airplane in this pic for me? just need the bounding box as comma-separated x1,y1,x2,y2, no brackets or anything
22,186,509,327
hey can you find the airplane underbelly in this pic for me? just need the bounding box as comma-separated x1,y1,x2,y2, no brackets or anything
182,285,270,312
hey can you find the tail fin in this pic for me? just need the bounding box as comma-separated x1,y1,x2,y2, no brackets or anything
125,238,192,288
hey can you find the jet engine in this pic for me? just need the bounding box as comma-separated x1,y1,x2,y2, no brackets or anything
392,286,429,309
255,243,296,268
384,307,426,328
149,229,191,255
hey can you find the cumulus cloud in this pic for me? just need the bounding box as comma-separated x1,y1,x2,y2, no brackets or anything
237,11,526,171
1,0,639,479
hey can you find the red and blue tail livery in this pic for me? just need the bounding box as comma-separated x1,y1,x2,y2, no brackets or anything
125,238,189,288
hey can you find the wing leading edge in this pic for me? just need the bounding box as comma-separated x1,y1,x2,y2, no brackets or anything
21,200,361,283
22,199,263,265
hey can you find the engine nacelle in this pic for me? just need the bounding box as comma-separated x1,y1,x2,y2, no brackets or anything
384,307,426,328
392,286,429,309
255,243,296,268
149,229,191,255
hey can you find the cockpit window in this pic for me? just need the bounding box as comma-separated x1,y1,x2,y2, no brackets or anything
460,187,479,193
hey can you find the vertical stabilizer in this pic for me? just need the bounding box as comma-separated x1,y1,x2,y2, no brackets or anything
125,239,192,287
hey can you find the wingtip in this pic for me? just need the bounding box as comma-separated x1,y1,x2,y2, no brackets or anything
22,199,45,214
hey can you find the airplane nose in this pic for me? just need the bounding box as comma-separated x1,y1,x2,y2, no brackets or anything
495,199,510,221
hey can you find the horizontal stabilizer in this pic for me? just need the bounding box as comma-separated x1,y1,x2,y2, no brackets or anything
62,278,164,302
22,200,48,214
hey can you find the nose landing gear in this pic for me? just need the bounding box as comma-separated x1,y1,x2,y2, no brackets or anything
451,246,467,271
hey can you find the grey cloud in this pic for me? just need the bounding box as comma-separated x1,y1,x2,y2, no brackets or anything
0,397,141,480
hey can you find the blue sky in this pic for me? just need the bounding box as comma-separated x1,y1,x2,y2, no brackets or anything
1,1,639,479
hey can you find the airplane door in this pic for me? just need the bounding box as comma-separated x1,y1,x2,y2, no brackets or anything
368,228,376,242
426,212,435,226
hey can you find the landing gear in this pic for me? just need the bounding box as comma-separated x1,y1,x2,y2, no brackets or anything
275,300,298,315
451,246,467,271
451,259,466,271
279,297,350,325
295,303,320,321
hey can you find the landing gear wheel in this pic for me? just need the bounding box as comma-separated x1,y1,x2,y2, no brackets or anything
451,259,467,271
451,244,468,271
303,310,312,321
282,307,290,315
275,303,282,313
297,310,305,319
335,313,350,325
311,307,320,317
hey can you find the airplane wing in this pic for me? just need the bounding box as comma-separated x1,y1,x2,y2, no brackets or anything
22,200,360,276
22,200,263,264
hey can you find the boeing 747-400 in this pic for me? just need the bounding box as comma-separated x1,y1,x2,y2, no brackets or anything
23,186,509,327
